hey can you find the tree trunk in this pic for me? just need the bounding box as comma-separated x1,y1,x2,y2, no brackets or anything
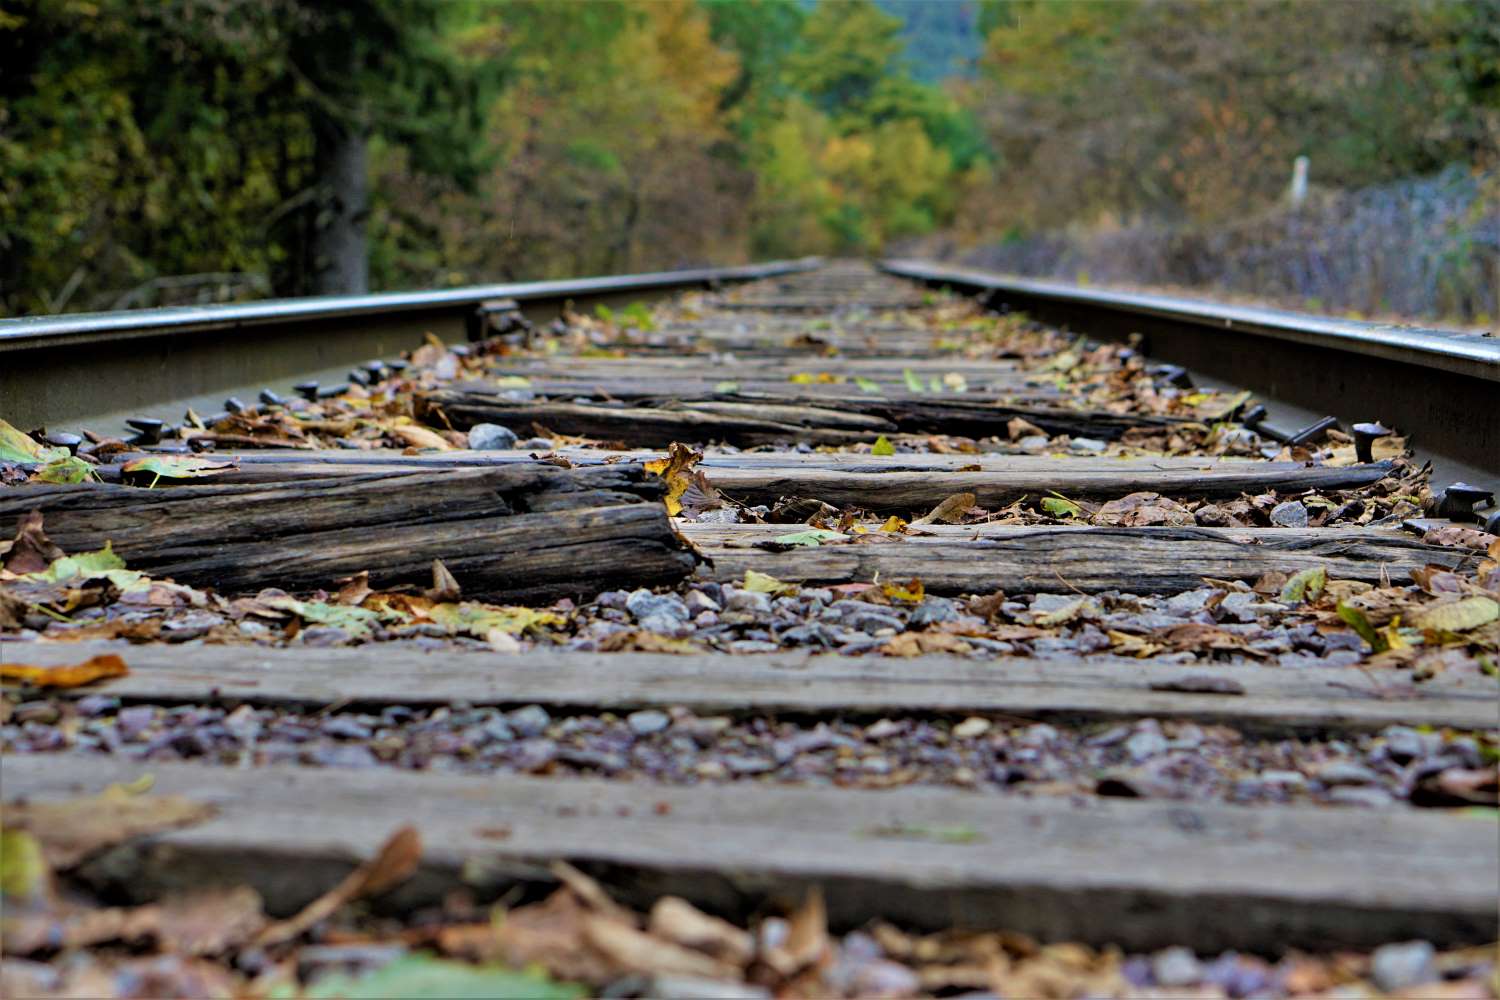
311,117,369,296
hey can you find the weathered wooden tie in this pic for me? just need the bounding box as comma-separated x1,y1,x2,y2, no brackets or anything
7,756,1494,952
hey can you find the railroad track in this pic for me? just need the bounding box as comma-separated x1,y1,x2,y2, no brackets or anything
1,261,1497,997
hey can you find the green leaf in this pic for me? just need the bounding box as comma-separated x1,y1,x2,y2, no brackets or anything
770,528,846,548
262,596,383,638
854,377,881,394
31,543,128,583
1040,491,1082,519
428,602,564,638
902,368,925,393
1412,596,1499,633
713,381,740,393
0,418,65,465
297,955,581,1000
31,455,96,484
871,434,895,456
1279,566,1327,604
120,455,236,481
0,828,49,901
1337,601,1386,652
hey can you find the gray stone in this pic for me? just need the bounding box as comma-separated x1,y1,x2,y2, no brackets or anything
1381,725,1438,763
909,597,959,626
519,436,554,450
1327,786,1396,807
1125,724,1169,762
1315,761,1380,786
685,589,721,614
1370,941,1437,993
1151,946,1203,987
465,423,518,450
1269,500,1309,528
724,588,772,615
626,589,689,626
627,709,671,736
506,704,551,737
1069,437,1108,454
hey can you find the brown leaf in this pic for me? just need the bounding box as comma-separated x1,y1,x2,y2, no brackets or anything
583,912,740,980
1423,525,1498,551
648,896,754,966
549,860,638,926
253,825,420,948
0,653,129,689
1091,492,1195,527
1006,417,1045,441
911,492,977,526
488,889,619,983
3,510,63,574
882,632,973,657
335,571,372,607
425,559,462,602
4,784,217,869
762,888,830,978
154,886,266,956
389,424,454,451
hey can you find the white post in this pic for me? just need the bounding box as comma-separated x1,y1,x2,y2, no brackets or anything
1288,156,1309,207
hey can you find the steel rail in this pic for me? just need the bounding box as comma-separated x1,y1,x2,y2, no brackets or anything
0,258,822,352
881,258,1498,479
881,259,1499,382
0,258,821,430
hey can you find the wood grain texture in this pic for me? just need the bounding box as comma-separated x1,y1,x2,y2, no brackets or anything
0,465,693,599
8,640,1493,733
684,522,1461,595
5,756,1493,951
417,388,1183,444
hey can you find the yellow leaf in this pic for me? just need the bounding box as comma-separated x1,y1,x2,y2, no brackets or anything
1412,596,1499,633
644,442,703,517
743,570,796,595
881,578,925,603
1,654,129,689
871,435,895,456
879,516,908,533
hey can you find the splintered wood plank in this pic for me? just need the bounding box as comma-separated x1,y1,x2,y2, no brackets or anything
685,523,1461,595
5,755,1493,952
8,640,1493,733
0,466,694,600
701,461,1394,513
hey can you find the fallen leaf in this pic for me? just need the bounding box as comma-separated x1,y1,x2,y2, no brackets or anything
1091,492,1194,527
912,492,976,525
769,528,847,548
1338,601,1384,651
0,828,49,901
0,419,64,464
0,653,128,689
871,434,896,456
854,377,882,394
881,578,925,603
762,888,830,978
302,955,580,999
1280,566,1327,604
1040,492,1082,519
254,826,421,948
1007,417,1045,441
30,455,96,484
426,559,462,602
388,424,454,451
879,515,908,533
742,569,796,595
4,783,217,868
1411,596,1499,633
883,631,972,656
1423,525,1498,550
902,369,925,393
336,570,373,606
3,510,63,574
120,455,237,484
648,896,753,966
584,913,739,980
644,442,703,516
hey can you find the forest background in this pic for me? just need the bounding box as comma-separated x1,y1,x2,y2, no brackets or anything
2,0,1497,322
